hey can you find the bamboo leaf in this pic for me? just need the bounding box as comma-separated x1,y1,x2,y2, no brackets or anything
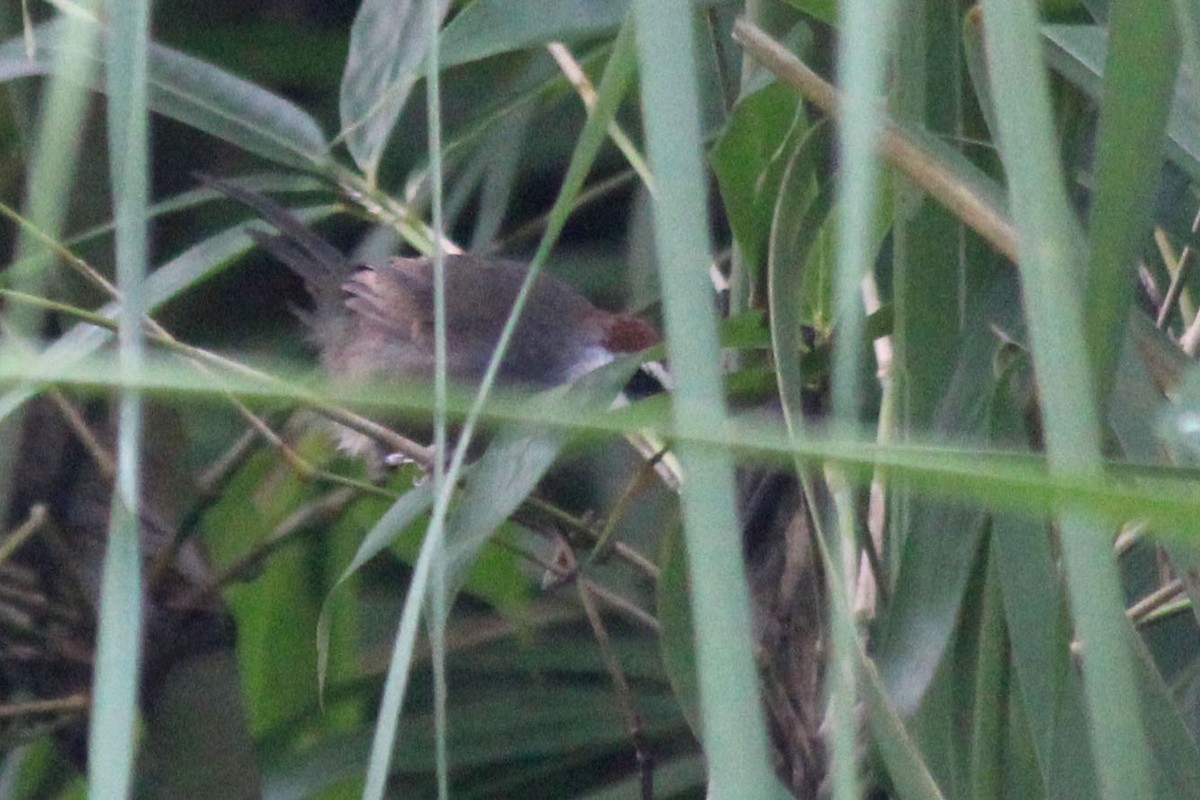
339,0,451,181
0,20,331,172
440,0,630,67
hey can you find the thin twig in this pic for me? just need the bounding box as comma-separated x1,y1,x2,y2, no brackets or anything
1155,207,1200,328
1127,577,1184,625
503,537,659,632
492,169,637,252
519,495,660,582
547,42,655,193
46,391,116,480
0,504,48,567
0,693,89,719
575,571,655,800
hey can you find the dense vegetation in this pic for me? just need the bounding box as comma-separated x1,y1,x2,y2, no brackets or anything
1,1,1199,799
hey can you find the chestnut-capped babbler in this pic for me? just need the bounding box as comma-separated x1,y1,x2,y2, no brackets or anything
204,177,660,394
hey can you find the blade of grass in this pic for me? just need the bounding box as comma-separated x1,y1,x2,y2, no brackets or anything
633,1,774,795
828,0,899,795
12,333,1200,537
978,2,1153,798
87,0,149,797
1043,23,1200,184
0,19,331,172
1084,0,1179,407
426,0,450,796
0,2,102,574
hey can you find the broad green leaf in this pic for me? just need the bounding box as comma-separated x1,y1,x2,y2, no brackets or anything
1174,0,1200,90
968,550,1010,799
879,14,1002,772
439,0,735,68
1128,626,1200,798
204,445,323,736
1000,673,1047,800
994,511,1100,798
874,268,1022,715
712,80,810,299
1043,24,1200,183
0,20,331,172
892,0,973,430
859,655,947,799
440,0,630,67
780,0,838,25
1083,0,1179,406
338,0,451,181
316,482,434,693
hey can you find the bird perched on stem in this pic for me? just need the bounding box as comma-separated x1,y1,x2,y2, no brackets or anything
202,176,661,459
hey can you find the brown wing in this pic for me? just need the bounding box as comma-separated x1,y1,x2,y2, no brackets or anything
342,258,434,342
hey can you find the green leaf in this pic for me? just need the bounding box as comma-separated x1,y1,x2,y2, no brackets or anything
657,521,701,740
969,547,1011,799
873,268,1022,715
635,0,776,793
338,0,451,180
440,0,630,67
88,1,151,793
1129,626,1200,799
767,119,835,416
1083,0,1180,406
712,80,810,295
859,656,948,800
983,3,1151,797
1043,23,1200,183
0,204,335,426
317,482,434,693
444,356,641,595
0,20,331,171
779,0,839,25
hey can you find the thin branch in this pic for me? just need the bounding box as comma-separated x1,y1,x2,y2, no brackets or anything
0,504,48,567
576,571,655,800
0,693,89,720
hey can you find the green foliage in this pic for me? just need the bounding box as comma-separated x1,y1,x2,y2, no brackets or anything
3,0,1200,799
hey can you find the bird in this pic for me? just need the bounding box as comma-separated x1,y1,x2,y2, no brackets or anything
202,176,662,457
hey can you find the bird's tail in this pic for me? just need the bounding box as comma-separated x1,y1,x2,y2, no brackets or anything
197,174,351,326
